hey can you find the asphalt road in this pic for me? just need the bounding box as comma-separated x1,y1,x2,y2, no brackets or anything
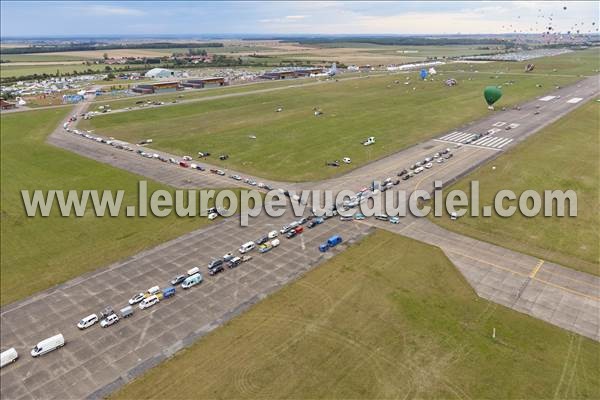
1,74,598,400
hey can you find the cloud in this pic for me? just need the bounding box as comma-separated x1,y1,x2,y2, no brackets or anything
285,15,307,20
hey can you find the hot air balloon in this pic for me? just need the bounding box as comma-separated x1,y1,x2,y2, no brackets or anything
420,69,428,80
484,86,502,109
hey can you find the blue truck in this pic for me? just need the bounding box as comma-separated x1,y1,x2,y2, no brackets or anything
319,235,342,252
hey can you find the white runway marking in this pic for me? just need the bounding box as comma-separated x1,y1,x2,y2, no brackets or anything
493,121,506,127
539,95,557,102
567,97,583,104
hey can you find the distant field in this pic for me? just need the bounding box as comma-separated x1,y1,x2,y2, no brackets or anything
0,54,88,62
113,230,600,399
82,70,580,182
432,100,600,275
444,48,600,77
0,62,143,78
0,108,216,305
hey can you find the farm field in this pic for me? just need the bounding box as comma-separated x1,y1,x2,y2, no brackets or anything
112,229,600,399
82,69,581,182
431,100,600,275
0,108,218,305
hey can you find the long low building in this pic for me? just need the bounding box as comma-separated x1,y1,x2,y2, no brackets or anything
132,81,182,94
260,68,323,80
182,77,227,89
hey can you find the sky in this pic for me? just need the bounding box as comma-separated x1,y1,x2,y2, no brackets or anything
1,1,598,37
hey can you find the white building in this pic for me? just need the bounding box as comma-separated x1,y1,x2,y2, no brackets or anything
145,68,175,79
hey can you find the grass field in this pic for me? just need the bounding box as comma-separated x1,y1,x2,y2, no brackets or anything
88,75,333,111
0,108,216,305
112,230,600,399
82,70,581,182
431,100,600,275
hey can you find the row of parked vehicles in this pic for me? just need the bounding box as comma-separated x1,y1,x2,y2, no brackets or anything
64,124,280,194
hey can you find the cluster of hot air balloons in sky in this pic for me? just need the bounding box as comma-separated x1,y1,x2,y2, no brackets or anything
500,3,598,44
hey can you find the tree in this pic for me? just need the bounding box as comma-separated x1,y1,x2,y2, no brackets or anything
103,52,109,60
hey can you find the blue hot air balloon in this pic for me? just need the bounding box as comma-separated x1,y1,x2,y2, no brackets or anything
420,69,428,80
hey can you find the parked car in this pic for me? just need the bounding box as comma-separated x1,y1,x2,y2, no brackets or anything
268,230,278,239
171,275,186,285
100,313,119,328
241,255,253,263
223,252,234,262
375,214,389,221
147,286,160,296
397,169,408,176
259,243,273,253
208,259,223,270
389,216,400,224
139,295,159,310
340,216,353,221
129,293,145,305
256,236,269,245
209,265,224,276
227,257,242,269
425,163,433,169
77,314,98,330
286,230,297,239
354,213,366,220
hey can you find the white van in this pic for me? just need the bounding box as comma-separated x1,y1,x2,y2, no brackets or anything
77,314,98,330
450,212,458,220
1,348,18,368
239,241,256,254
187,267,200,276
31,334,64,357
139,295,159,310
147,286,160,296
268,230,278,239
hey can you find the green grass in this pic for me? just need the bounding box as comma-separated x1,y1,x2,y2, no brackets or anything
0,108,217,305
431,100,600,275
88,75,336,111
112,230,600,399
82,70,581,182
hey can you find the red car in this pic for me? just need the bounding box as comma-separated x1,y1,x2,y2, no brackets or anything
294,226,304,234
179,161,189,168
